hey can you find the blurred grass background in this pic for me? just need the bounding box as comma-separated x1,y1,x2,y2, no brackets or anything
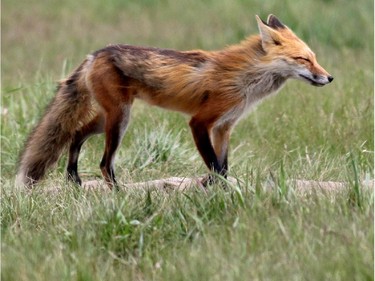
2,0,373,182
3,0,373,84
1,0,374,280
2,0,373,181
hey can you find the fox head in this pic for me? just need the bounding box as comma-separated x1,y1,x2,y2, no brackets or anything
256,14,333,87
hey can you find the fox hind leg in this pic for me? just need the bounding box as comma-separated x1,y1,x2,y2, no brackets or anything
100,103,132,190
67,114,105,185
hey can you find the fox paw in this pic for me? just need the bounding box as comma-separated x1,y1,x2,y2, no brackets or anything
200,175,228,189
200,175,214,187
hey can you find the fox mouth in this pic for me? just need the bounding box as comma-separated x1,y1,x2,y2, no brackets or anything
299,74,325,87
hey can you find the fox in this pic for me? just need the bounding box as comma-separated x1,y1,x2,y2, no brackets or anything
16,14,333,189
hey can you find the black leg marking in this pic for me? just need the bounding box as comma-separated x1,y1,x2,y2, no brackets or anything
66,115,104,186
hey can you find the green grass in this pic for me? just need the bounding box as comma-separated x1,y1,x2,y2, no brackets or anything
2,0,374,280
2,184,373,280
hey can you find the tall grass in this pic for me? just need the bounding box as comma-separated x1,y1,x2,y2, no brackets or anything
2,0,373,280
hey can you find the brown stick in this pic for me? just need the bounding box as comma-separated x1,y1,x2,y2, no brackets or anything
24,176,372,194
80,177,373,194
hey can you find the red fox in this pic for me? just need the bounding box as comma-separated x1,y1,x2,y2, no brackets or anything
17,14,333,189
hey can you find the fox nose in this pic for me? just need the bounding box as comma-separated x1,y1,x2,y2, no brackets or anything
328,76,334,83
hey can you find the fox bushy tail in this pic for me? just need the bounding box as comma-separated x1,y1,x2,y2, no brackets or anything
16,59,94,187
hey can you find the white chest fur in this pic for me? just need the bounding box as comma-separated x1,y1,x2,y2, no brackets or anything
216,72,286,127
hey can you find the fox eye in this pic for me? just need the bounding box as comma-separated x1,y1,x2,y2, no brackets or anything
293,56,311,63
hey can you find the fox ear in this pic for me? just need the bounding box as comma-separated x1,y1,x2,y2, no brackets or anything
256,15,282,48
267,14,285,29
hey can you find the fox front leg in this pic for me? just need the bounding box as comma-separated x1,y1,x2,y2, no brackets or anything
189,117,224,187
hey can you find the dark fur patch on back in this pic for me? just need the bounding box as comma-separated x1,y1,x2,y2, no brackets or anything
156,49,207,66
94,44,208,67
201,90,210,104
92,44,209,91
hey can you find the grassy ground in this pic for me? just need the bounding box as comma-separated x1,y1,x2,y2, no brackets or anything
2,0,374,280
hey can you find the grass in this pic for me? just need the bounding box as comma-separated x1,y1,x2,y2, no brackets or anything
1,182,373,280
1,0,374,280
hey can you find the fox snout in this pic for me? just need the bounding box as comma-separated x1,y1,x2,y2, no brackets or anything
305,59,333,87
296,61,333,87
299,72,334,87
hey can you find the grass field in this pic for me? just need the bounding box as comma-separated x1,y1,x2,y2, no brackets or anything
2,0,374,280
